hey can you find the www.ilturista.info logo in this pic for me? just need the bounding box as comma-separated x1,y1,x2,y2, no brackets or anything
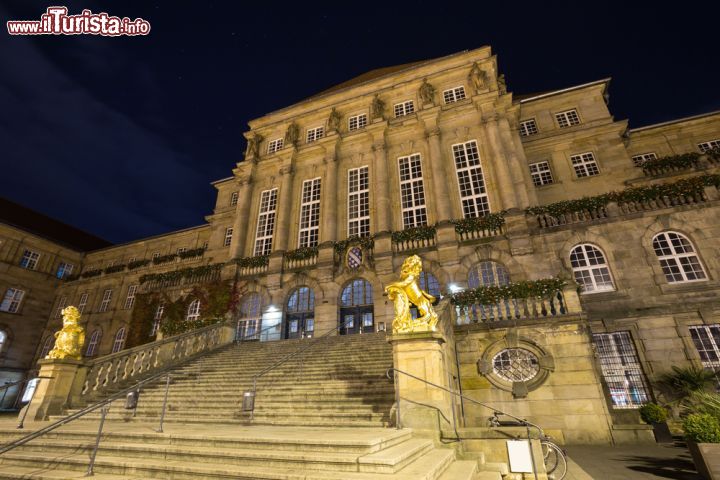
7,6,151,36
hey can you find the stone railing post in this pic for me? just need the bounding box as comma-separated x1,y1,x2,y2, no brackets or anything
22,358,84,421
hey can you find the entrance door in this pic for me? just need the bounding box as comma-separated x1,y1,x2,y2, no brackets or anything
339,279,374,335
285,287,315,339
286,313,315,339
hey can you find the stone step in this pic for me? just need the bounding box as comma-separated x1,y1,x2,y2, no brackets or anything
48,414,389,427
436,460,479,480
358,438,434,473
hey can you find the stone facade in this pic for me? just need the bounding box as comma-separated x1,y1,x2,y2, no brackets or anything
4,46,720,443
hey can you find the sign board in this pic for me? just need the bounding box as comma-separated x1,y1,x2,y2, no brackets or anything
507,440,535,473
21,378,39,403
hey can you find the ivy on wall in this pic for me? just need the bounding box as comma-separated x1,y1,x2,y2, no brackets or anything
449,278,568,307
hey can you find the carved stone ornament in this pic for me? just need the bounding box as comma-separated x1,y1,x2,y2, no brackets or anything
385,255,438,334
497,74,507,95
371,94,385,119
328,107,341,133
284,122,300,147
247,133,264,159
419,78,435,105
46,306,85,360
468,62,487,92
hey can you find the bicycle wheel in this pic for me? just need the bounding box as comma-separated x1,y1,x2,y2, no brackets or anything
541,441,567,480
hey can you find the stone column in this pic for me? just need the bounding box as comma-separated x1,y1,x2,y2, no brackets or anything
425,128,453,222
274,165,294,252
230,176,253,259
483,117,519,210
372,141,392,233
321,153,338,243
22,358,83,421
498,116,531,208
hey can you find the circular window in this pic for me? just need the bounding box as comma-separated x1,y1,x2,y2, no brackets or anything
492,348,540,383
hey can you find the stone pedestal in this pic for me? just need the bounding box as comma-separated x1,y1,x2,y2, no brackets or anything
22,358,84,421
387,331,455,436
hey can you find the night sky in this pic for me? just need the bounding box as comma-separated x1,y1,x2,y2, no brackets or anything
2,1,719,245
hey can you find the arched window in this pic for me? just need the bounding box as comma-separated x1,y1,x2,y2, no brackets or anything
570,244,615,293
468,261,510,288
39,335,54,358
0,330,6,353
418,271,442,299
186,299,201,322
85,329,101,357
285,287,315,339
237,293,262,340
339,279,374,334
112,327,126,353
652,231,707,283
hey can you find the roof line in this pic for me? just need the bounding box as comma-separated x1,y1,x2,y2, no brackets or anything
87,223,210,253
628,109,720,132
518,78,612,103
211,176,235,186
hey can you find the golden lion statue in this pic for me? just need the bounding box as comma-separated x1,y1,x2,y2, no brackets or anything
385,255,438,333
46,306,85,360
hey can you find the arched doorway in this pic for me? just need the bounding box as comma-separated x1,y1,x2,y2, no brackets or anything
238,293,262,340
285,287,315,339
339,279,373,335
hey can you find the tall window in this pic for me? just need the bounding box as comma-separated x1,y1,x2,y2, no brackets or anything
519,119,539,137
186,299,201,322
453,140,490,218
631,152,657,167
570,244,615,293
555,109,581,128
98,289,113,313
267,138,284,154
285,287,315,338
698,140,720,153
151,303,164,336
652,231,707,283
689,325,720,372
306,126,324,143
348,113,367,131
53,296,67,319
85,330,101,357
298,178,321,248
56,262,74,279
40,336,54,358
592,331,650,408
393,100,414,118
254,189,278,256
78,292,89,314
529,161,554,186
398,154,428,228
442,86,466,104
348,166,370,237
112,327,126,353
418,271,441,299
0,288,25,313
570,152,600,178
339,278,374,334
124,285,138,310
223,227,233,247
19,250,40,270
238,293,262,340
468,261,510,288
230,191,239,206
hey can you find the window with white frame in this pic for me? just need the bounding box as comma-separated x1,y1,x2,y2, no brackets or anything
529,161,554,186
348,113,367,132
112,327,126,353
186,299,201,322
348,166,370,238
393,100,415,118
398,154,428,228
56,262,74,279
306,126,324,143
127,257,136,264
176,247,186,257
570,152,600,177
570,244,615,293
267,138,284,154
592,331,650,408
0,288,25,313
555,109,581,128
254,188,278,256
298,178,321,248
152,252,160,260
124,285,138,310
442,86,466,104
519,119,539,137
631,152,657,167
689,325,720,372
40,336,54,358
78,292,89,314
652,231,707,283
453,140,490,218
223,227,233,247
19,250,40,270
98,289,113,313
85,330,101,357
53,296,67,319
151,303,164,336
468,261,510,288
698,139,720,153
230,191,239,206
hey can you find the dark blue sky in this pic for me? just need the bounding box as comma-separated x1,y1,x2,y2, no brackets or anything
1,1,718,244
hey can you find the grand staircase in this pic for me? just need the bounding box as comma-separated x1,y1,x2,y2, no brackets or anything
0,333,492,479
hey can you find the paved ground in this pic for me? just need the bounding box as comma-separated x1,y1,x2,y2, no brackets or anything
566,442,701,480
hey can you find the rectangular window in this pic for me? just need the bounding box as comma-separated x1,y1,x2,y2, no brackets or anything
570,152,600,177
0,288,25,313
151,303,164,336
176,247,186,255
306,126,324,143
698,140,720,153
519,119,539,137
53,296,67,319
348,113,368,132
124,285,138,310
393,100,415,118
127,257,136,264
592,331,650,409
689,325,720,371
453,140,490,218
267,138,284,154
223,227,233,247
529,161,554,186
19,250,40,270
56,262,74,279
78,292,89,314
202,241,209,250
152,252,160,260
398,154,428,228
254,189,278,256
230,191,239,206
348,166,370,238
99,289,113,313
298,178,321,248
442,86,466,104
631,152,657,167
555,109,581,128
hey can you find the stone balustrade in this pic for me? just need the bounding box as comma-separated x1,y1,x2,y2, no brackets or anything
283,252,318,270
533,206,608,229
237,262,268,277
456,224,504,242
617,189,710,214
392,235,437,253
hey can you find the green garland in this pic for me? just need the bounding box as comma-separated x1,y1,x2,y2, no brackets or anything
284,246,319,261
178,247,206,259
80,269,102,279
104,264,127,274
641,152,700,173
334,235,375,255
391,225,437,243
235,255,269,268
449,278,568,307
153,253,178,265
128,259,151,270
139,263,222,285
451,212,506,235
